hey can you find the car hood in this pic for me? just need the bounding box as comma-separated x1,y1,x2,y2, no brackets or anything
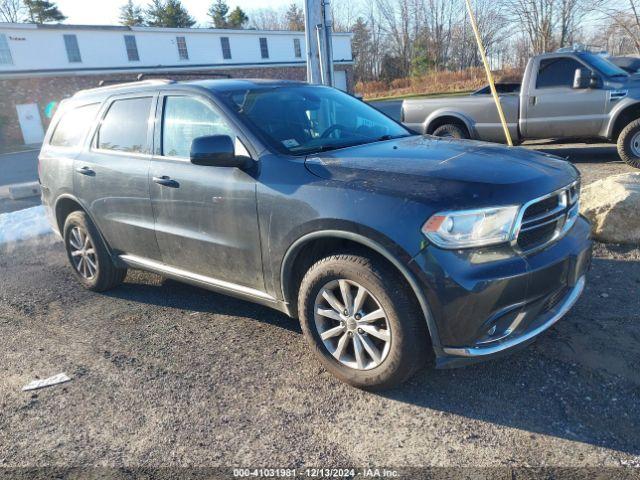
304,135,578,208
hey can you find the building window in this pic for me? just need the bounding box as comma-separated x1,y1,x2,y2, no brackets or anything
63,34,82,63
293,38,301,58
0,34,12,65
176,36,189,60
124,35,139,62
259,37,269,59
220,37,231,60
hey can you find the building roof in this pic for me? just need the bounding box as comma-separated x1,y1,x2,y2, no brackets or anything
0,22,353,36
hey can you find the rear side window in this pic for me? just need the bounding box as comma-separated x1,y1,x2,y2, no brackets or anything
162,96,233,158
536,57,583,89
97,97,152,154
50,103,100,148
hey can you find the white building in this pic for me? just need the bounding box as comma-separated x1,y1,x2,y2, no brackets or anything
0,23,353,145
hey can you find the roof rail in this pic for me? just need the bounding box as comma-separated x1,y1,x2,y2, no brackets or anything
77,78,174,95
137,71,232,80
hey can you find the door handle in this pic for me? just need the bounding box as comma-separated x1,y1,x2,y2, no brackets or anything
529,96,537,106
152,176,179,188
76,166,95,176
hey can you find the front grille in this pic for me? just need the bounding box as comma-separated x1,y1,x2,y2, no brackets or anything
515,182,580,252
517,221,558,250
522,195,559,220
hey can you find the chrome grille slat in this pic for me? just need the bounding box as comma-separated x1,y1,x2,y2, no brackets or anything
513,181,580,253
519,216,562,233
519,203,567,227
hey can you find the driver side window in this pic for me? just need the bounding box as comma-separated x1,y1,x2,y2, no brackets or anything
162,96,233,158
536,57,583,89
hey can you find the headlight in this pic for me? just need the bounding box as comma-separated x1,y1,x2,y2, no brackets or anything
422,206,519,248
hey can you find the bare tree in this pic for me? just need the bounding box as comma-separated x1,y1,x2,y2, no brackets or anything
590,0,640,54
248,7,286,30
0,0,24,22
503,0,587,55
375,0,416,77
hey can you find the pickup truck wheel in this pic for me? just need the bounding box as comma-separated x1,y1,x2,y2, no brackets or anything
298,253,429,390
432,124,468,139
63,211,127,292
617,119,640,169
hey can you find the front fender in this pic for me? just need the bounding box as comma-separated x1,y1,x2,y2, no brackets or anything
280,227,443,352
602,95,640,140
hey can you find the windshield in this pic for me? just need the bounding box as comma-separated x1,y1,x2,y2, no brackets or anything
580,52,629,77
219,85,411,155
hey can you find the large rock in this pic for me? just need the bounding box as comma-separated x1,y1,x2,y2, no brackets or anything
580,173,640,244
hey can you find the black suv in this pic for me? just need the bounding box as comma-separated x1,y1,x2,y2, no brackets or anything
39,79,592,388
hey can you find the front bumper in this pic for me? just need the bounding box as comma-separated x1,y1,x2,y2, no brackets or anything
441,275,585,359
411,216,592,368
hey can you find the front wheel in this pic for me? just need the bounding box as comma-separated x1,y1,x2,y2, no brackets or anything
298,253,430,389
617,119,640,169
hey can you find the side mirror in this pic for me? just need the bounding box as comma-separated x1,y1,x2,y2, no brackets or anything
190,135,247,168
573,68,591,89
573,68,599,89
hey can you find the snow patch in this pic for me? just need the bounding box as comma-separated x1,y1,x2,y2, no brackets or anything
0,205,54,250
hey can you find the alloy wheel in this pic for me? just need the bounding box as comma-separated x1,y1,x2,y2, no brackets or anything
68,226,98,280
313,279,392,370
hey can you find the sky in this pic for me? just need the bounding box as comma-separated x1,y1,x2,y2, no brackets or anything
55,0,295,26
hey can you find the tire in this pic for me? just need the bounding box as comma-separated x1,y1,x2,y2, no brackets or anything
298,252,430,390
617,119,640,169
432,123,468,139
63,211,127,292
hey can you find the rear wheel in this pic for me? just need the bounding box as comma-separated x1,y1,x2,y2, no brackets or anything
298,252,430,389
63,211,127,291
617,119,640,169
432,123,468,139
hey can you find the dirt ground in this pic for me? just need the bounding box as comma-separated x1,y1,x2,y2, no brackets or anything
0,146,639,477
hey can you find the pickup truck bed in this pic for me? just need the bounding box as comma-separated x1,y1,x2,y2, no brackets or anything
402,92,521,144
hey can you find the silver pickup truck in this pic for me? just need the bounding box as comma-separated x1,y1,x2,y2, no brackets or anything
401,49,640,168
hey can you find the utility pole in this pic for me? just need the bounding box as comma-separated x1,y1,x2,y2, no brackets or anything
464,0,513,146
304,0,334,86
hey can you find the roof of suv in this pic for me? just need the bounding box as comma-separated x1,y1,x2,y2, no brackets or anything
73,78,308,101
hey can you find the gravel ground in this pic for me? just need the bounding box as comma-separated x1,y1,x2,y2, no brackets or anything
0,150,639,475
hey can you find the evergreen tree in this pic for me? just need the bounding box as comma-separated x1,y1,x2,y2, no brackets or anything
207,0,228,28
145,0,195,28
284,2,304,31
119,0,144,26
227,6,248,29
24,0,66,23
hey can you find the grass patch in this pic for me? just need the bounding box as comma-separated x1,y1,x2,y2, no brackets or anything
365,90,473,102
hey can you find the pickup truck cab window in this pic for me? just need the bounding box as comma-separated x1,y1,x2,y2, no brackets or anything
536,57,584,89
162,95,233,158
97,97,153,154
